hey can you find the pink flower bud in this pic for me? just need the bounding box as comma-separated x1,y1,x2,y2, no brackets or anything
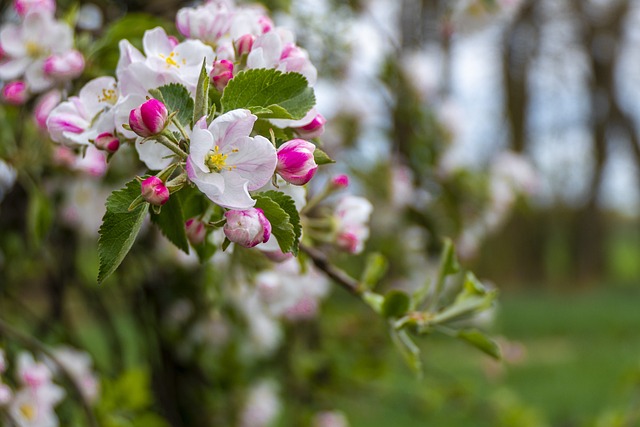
185,217,206,245
14,0,55,17
129,99,169,137
168,36,180,48
94,132,120,153
330,174,349,189
336,230,361,254
276,139,317,185
258,16,273,33
33,90,61,130
210,60,234,92
294,113,326,139
235,34,255,56
141,176,170,206
223,208,271,248
43,50,85,80
2,81,28,105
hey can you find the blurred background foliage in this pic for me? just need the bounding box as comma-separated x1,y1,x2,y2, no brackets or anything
2,0,640,426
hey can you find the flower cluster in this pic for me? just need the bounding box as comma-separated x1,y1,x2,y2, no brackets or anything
0,347,99,427
0,1,83,104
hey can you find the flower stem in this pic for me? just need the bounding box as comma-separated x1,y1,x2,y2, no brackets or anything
156,134,188,159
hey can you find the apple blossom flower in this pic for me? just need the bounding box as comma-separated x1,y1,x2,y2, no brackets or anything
247,29,317,86
16,353,53,391
116,27,215,97
186,110,277,209
47,76,118,146
0,11,74,93
223,208,271,248
276,139,317,185
2,81,28,105
141,176,170,206
0,383,11,406
73,145,108,177
333,195,373,254
210,59,234,92
42,50,85,81
14,0,56,17
33,89,61,130
128,98,169,137
93,132,120,153
185,217,206,245
239,380,281,427
51,347,99,403
9,384,65,427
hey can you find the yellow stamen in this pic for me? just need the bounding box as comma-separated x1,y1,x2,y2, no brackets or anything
160,52,180,68
98,88,117,104
19,403,37,421
207,146,229,172
25,41,43,57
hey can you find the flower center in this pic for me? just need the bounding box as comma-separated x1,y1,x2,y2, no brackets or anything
159,52,186,69
206,146,238,172
25,41,44,57
97,87,117,105
19,403,37,421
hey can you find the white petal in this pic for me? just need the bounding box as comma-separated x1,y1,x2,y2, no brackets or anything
189,124,215,173
78,76,118,118
116,40,145,80
227,135,276,190
143,27,172,58
187,157,225,201
209,109,256,147
0,24,25,57
135,138,175,170
0,57,31,80
24,60,53,93
216,171,255,209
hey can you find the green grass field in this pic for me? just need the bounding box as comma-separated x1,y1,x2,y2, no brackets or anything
324,289,640,427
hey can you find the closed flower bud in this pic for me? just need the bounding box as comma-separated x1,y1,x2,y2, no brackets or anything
14,0,55,17
43,50,85,80
2,81,28,105
141,176,170,206
330,174,349,189
94,132,120,153
129,99,169,137
294,113,326,139
210,60,234,92
235,34,255,56
336,230,361,254
223,208,271,248
185,217,206,245
276,139,317,185
34,90,61,130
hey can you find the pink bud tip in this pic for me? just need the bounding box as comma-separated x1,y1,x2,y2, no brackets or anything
94,132,120,153
141,176,170,206
185,217,206,245
129,99,169,137
235,34,255,56
168,36,180,48
2,81,28,105
14,0,55,17
295,113,326,139
43,50,85,80
276,139,318,185
210,60,234,92
223,208,271,248
331,174,349,189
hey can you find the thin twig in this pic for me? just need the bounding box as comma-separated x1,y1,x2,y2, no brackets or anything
299,243,361,295
0,318,99,427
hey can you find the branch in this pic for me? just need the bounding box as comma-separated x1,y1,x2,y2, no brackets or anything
299,243,361,296
0,318,99,427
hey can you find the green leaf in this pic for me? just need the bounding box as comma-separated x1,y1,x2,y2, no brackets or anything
313,148,335,165
221,69,315,120
27,190,53,247
431,274,498,325
193,59,210,124
360,253,388,291
258,190,301,255
253,119,293,141
254,193,296,254
149,84,194,128
457,329,502,359
382,290,411,318
390,329,422,377
98,180,149,284
150,193,189,254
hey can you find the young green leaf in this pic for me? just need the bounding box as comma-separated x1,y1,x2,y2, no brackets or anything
150,193,189,254
193,58,210,124
98,180,149,284
253,193,296,254
149,83,194,128
313,148,335,165
220,69,315,120
360,252,388,291
390,328,423,377
456,329,502,360
382,290,411,318
258,190,301,255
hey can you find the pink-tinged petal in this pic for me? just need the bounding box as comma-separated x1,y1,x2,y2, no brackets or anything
135,138,175,170
226,135,277,190
208,109,256,148
279,56,317,86
173,40,216,68
74,144,107,177
116,40,145,80
142,27,173,57
0,24,24,57
0,57,31,80
34,89,61,130
47,99,88,144
189,122,215,173
216,172,255,209
78,76,118,118
247,31,281,68
187,157,225,201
